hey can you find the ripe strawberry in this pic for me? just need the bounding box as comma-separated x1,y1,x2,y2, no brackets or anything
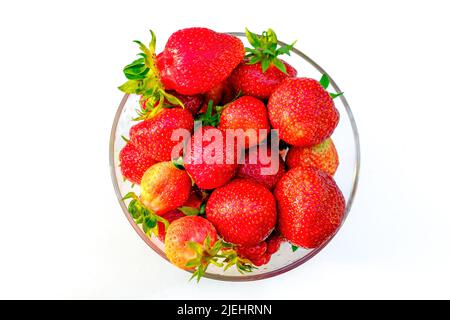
157,210,185,242
286,138,339,176
237,242,267,260
157,28,245,95
119,142,157,185
140,91,203,115
237,146,286,190
218,96,270,149
206,179,277,246
275,166,346,249
119,31,187,113
268,78,339,147
184,126,238,189
129,108,194,161
230,28,297,99
183,187,204,209
140,162,192,215
199,81,226,113
251,253,271,267
165,216,218,270
230,60,297,100
266,233,283,254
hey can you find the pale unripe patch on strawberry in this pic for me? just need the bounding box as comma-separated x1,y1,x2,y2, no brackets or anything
286,138,339,176
164,216,218,270
140,162,191,215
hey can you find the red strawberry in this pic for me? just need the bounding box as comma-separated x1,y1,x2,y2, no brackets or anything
140,91,203,115
218,96,270,149
237,146,286,190
119,142,157,185
183,187,204,209
165,216,218,270
184,126,238,189
237,241,267,260
140,162,192,215
266,233,283,254
157,28,245,95
229,28,297,99
199,81,226,113
286,138,339,176
206,179,277,246
275,166,346,249
157,210,185,242
251,253,271,267
268,78,339,147
230,59,297,100
129,108,194,161
199,79,236,113
119,31,187,113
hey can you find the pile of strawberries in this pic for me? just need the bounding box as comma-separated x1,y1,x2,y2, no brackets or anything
118,27,346,281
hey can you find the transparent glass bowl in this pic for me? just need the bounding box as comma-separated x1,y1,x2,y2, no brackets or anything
110,32,360,281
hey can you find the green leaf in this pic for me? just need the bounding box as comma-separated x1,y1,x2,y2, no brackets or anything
261,59,270,73
330,92,344,99
199,202,206,215
245,28,261,48
276,41,297,56
178,206,200,216
320,74,330,89
143,214,157,230
122,192,137,201
188,241,204,256
272,58,287,74
163,91,185,107
247,56,261,65
186,258,201,268
291,245,299,252
118,80,139,94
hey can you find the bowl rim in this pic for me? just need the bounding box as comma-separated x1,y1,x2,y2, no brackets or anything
109,31,361,282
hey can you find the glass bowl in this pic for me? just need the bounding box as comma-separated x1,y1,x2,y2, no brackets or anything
109,32,360,281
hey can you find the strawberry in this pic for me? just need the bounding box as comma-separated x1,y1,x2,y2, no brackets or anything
230,60,297,100
218,96,270,149
129,108,193,161
237,242,267,260
157,210,185,242
119,142,157,185
286,138,339,176
275,166,346,249
229,28,297,100
206,179,277,246
237,146,286,190
199,81,226,113
251,253,271,267
164,216,218,270
266,232,283,254
140,91,203,115
119,31,187,113
268,78,340,147
184,126,238,190
157,28,245,95
140,162,192,215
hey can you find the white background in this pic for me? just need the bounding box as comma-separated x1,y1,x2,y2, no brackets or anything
0,0,449,299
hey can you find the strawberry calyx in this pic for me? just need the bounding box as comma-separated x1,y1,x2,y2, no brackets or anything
319,74,344,99
122,192,169,238
196,100,222,127
187,238,256,282
244,28,297,74
118,30,185,120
